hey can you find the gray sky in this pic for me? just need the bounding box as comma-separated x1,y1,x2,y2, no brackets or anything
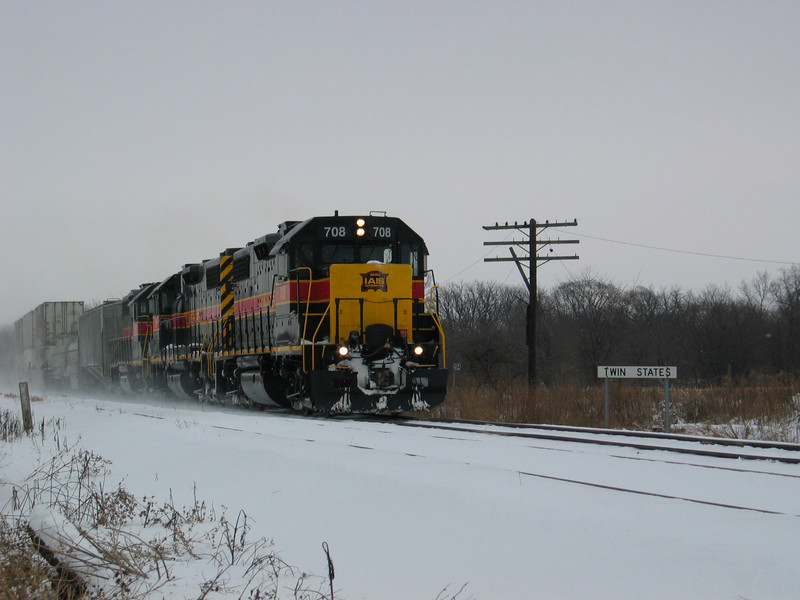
2,1,799,326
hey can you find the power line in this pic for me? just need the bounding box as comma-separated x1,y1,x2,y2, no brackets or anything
442,231,515,283
444,226,798,286
563,230,798,266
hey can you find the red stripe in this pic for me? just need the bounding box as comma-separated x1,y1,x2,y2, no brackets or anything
132,321,152,336
282,279,331,303
142,278,423,330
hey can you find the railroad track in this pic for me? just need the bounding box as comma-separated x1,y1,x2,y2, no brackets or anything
91,398,800,517
380,418,800,517
116,394,800,465
392,418,800,465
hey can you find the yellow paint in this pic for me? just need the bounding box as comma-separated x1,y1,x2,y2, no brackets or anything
329,263,414,343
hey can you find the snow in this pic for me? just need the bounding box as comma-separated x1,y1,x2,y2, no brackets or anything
2,391,800,599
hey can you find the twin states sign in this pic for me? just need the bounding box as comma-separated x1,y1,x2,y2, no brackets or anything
597,365,678,432
597,365,677,379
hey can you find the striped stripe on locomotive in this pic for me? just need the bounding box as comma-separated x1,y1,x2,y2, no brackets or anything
101,213,448,414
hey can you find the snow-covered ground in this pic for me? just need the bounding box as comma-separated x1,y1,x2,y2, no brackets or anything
2,391,800,599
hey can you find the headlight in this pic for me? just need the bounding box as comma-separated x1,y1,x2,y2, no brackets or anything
413,345,424,356
337,345,350,357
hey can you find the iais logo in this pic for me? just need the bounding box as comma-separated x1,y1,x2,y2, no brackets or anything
360,270,388,292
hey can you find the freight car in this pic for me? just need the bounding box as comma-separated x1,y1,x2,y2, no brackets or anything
15,213,448,415
13,302,84,391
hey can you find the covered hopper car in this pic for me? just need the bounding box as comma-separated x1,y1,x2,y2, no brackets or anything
13,301,84,391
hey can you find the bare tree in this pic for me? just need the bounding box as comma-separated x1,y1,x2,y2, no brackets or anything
769,265,800,372
549,270,629,380
438,267,800,389
438,281,527,387
623,285,685,367
682,284,768,381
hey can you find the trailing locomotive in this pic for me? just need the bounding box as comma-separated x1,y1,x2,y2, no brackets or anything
15,213,448,415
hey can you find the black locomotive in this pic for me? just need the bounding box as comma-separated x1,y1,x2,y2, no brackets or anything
15,213,448,414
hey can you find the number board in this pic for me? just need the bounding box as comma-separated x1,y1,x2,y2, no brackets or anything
318,223,396,241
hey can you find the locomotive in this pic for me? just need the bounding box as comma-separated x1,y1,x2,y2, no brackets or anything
13,213,448,415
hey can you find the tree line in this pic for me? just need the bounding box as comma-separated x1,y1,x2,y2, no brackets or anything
2,266,798,391
436,265,800,387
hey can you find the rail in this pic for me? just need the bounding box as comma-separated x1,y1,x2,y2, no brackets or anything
396,420,800,465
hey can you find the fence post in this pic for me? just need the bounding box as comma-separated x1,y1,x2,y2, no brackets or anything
19,382,33,433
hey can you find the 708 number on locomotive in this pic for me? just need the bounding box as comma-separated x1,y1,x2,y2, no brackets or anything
322,225,394,239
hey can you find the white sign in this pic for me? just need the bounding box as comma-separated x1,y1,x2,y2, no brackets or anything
597,365,677,379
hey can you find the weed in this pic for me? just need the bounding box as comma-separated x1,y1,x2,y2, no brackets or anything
1,421,335,600
1,408,23,441
436,374,800,440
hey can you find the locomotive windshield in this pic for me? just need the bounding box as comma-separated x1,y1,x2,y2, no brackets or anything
321,243,393,265
294,241,423,276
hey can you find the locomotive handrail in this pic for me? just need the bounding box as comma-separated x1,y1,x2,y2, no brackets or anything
108,337,127,370
297,267,313,372
199,330,208,376
331,296,437,348
200,326,218,379
267,273,279,350
142,328,153,378
309,303,332,372
209,328,218,375
423,293,447,369
333,297,365,347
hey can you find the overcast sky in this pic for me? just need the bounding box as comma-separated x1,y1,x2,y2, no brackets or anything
2,1,799,326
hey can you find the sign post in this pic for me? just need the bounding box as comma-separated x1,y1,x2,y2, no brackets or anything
451,363,461,418
597,366,678,432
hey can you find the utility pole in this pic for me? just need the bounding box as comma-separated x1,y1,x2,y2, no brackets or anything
483,219,579,386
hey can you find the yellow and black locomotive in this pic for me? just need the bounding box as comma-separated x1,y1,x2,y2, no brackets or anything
78,212,447,414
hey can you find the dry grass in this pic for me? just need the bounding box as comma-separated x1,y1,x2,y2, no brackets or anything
0,409,330,600
434,373,800,441
0,520,64,600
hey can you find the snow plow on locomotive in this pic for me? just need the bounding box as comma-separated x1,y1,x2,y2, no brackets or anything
14,213,448,415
